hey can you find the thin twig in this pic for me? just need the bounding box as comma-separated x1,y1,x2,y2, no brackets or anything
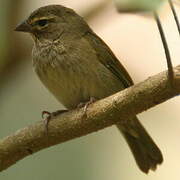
154,11,174,85
168,0,180,35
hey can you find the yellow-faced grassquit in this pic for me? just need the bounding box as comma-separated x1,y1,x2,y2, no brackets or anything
15,5,163,173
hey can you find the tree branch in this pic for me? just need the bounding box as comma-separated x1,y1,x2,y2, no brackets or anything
0,65,180,172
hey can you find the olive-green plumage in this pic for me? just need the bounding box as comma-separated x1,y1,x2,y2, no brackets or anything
15,5,163,173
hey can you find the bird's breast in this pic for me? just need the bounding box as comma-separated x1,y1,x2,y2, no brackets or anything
32,39,124,109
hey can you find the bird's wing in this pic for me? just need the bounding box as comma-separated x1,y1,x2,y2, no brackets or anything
84,31,134,88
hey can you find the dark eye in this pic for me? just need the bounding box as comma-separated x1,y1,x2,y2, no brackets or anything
37,19,48,27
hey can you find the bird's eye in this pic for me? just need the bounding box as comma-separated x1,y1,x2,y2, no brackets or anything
37,19,48,27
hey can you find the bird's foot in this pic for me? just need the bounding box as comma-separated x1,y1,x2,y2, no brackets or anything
77,97,96,116
42,110,68,134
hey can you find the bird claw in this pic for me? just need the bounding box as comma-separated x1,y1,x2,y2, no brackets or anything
42,111,53,134
78,97,96,116
42,110,68,134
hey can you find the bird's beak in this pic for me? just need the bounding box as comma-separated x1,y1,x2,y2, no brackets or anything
15,20,32,32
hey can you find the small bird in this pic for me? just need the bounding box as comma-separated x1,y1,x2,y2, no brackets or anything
15,5,163,173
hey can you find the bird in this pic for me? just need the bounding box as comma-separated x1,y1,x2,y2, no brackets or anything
15,4,163,173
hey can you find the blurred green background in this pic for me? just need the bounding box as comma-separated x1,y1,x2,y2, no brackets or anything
0,0,180,180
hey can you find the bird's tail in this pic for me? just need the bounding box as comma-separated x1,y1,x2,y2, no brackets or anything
117,116,163,173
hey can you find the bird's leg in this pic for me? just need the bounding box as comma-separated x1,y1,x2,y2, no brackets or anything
42,110,68,133
77,97,96,116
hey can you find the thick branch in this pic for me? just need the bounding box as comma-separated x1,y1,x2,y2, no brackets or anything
0,65,180,172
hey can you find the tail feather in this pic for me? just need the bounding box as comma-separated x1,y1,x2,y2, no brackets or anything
117,117,163,173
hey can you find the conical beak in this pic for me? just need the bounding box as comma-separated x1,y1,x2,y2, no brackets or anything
15,20,32,32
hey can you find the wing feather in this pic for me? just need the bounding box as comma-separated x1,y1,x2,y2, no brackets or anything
84,31,133,88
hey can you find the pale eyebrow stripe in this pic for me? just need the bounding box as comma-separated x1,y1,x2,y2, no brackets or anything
30,15,56,24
